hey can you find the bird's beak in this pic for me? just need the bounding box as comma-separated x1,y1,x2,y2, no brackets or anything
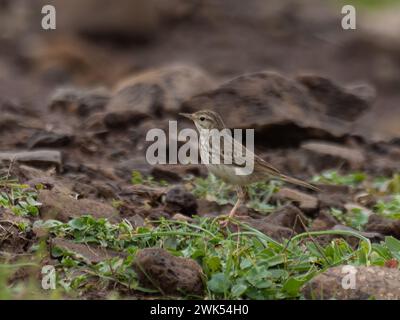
179,113,193,120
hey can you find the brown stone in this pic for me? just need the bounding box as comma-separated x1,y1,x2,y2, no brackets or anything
274,188,319,213
51,238,123,264
134,248,204,296
302,266,400,300
301,141,365,170
38,190,118,222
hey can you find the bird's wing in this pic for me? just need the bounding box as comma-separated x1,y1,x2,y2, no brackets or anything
253,154,281,176
207,132,279,173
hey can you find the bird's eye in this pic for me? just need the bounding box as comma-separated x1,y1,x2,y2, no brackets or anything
199,116,205,121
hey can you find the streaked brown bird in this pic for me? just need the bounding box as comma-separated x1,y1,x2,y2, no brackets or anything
180,110,319,220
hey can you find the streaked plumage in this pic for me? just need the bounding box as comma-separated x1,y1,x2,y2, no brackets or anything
180,110,319,219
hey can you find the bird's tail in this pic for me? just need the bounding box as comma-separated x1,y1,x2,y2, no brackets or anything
279,174,320,192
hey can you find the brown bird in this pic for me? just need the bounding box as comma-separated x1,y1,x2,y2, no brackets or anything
180,110,319,219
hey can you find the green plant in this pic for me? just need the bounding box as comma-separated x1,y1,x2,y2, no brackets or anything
330,207,369,230
312,170,366,187
191,174,281,213
33,214,391,299
131,171,167,187
0,179,41,216
374,195,400,219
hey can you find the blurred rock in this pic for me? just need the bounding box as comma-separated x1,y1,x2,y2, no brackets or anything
38,190,118,222
27,131,73,149
107,64,215,119
317,184,350,211
103,111,149,129
274,188,318,214
301,141,365,170
302,266,400,300
296,75,371,121
134,248,204,296
0,207,32,254
114,156,204,183
310,210,338,231
184,72,372,147
49,87,110,117
51,238,122,264
264,205,308,233
364,214,400,239
0,150,62,171
165,186,198,216
237,216,294,242
126,214,145,228
172,213,194,223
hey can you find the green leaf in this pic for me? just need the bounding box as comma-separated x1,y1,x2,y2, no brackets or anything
207,273,231,294
204,256,221,273
282,275,312,297
385,236,400,260
231,283,247,297
131,171,144,185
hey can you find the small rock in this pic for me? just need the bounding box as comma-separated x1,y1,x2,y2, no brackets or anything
147,209,171,220
92,181,119,199
7,164,53,182
115,156,204,183
265,205,308,233
107,64,215,118
318,184,350,211
164,186,198,216
103,111,149,129
274,188,318,214
196,199,228,217
364,214,400,238
127,214,145,228
344,203,374,217
72,181,98,198
172,213,194,223
27,131,73,149
237,216,294,242
301,141,365,170
297,75,370,121
38,190,118,222
0,208,32,253
0,150,62,171
311,210,339,231
302,266,400,300
0,207,30,228
51,238,122,264
121,184,166,204
49,87,110,117
134,248,204,296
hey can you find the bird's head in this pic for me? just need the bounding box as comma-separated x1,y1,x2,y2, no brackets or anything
179,110,225,130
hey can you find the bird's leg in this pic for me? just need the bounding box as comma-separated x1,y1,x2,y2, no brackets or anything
220,186,247,227
228,186,246,218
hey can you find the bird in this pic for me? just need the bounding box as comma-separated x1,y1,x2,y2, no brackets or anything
179,109,319,220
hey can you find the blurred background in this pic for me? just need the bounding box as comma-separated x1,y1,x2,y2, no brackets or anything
0,0,399,153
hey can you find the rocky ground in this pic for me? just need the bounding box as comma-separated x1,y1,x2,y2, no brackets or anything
1,0,400,300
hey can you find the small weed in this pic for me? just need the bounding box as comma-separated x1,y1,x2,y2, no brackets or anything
374,195,400,220
131,171,167,187
0,178,41,217
191,174,281,214
312,170,366,187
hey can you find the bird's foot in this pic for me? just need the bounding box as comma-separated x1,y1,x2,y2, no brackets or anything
218,212,247,228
